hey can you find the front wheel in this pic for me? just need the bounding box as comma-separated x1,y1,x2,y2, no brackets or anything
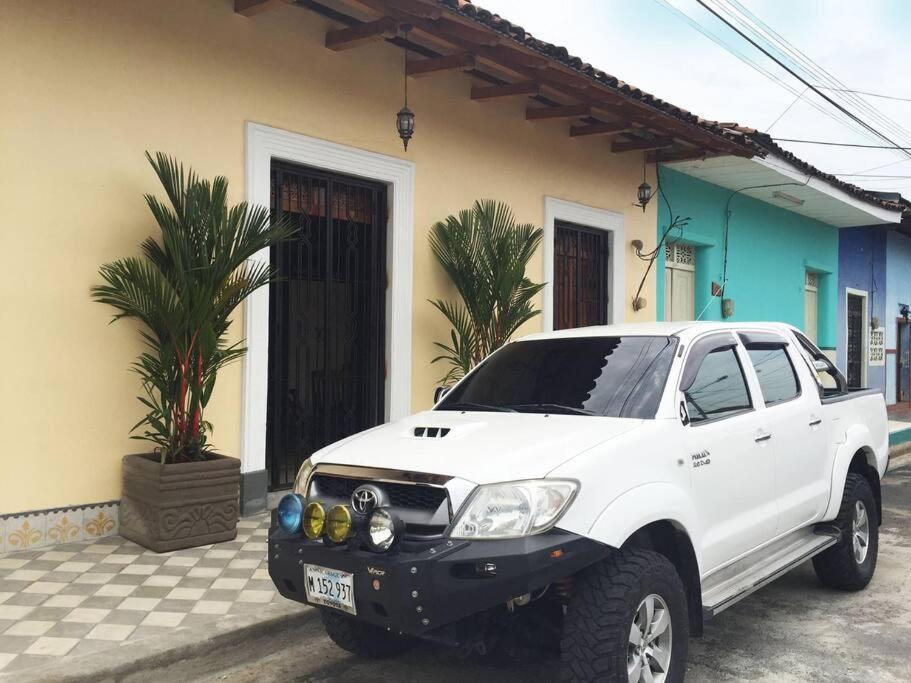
561,550,688,682
812,473,878,591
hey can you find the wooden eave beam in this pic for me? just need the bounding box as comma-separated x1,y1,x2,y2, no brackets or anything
430,16,501,46
406,52,475,77
612,135,675,153
526,104,591,121
570,121,632,137
648,148,710,163
382,0,442,19
325,17,401,50
235,0,288,16
471,81,539,100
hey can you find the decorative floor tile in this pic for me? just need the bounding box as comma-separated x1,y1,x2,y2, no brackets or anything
4,620,54,636
0,513,276,678
85,623,135,641
24,636,79,656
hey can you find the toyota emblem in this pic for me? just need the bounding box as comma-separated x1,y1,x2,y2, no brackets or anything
351,485,381,515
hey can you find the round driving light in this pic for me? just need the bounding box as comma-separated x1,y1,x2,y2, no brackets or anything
277,494,304,534
302,502,326,540
367,508,396,552
326,505,353,543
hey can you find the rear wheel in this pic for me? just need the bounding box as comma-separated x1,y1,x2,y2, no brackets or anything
320,609,414,659
561,550,688,682
812,473,878,591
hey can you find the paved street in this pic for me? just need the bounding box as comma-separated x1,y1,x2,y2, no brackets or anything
158,462,911,683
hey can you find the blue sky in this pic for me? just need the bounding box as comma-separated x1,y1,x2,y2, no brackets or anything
478,0,911,195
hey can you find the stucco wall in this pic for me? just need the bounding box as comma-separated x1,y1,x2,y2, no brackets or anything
885,231,911,403
0,1,658,513
836,227,887,396
655,168,838,349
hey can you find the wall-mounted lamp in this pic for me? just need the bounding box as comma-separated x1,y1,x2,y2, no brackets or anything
634,159,652,212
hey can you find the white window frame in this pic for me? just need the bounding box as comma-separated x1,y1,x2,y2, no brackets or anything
844,287,869,387
241,122,415,476
542,197,625,331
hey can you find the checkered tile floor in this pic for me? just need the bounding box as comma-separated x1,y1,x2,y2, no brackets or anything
0,514,279,676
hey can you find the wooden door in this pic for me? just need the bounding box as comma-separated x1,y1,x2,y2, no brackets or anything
554,221,609,330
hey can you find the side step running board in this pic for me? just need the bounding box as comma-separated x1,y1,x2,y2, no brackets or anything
702,526,840,619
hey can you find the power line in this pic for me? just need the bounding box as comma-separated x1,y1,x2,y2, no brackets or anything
719,0,911,149
815,86,911,103
649,0,885,146
698,0,911,159
772,138,911,150
766,87,807,133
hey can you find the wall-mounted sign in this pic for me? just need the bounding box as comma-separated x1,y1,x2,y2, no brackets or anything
870,327,885,366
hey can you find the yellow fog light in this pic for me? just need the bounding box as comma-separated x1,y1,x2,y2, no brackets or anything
326,505,353,543
303,502,326,540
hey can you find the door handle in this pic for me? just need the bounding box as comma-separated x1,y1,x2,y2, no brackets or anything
755,432,772,443
809,418,823,427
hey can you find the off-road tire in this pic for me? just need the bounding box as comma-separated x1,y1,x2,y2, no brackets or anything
812,473,878,591
320,608,414,659
561,549,688,682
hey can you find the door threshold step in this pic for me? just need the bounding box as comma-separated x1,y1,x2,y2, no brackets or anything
702,525,840,618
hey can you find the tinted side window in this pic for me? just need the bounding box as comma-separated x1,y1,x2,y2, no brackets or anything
684,348,752,424
746,347,800,405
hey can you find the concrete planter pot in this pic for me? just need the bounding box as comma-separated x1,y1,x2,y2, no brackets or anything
119,453,240,552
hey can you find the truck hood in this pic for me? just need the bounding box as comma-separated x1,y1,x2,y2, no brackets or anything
311,410,643,484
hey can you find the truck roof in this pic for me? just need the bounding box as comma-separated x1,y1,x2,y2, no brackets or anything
519,320,800,342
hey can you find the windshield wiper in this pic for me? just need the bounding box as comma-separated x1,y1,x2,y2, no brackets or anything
503,403,596,416
436,402,517,413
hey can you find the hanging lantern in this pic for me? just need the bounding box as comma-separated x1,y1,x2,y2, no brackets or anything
396,24,415,151
635,158,652,211
396,105,415,151
636,180,653,211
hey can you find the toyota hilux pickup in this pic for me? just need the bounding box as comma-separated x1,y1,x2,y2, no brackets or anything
269,321,887,682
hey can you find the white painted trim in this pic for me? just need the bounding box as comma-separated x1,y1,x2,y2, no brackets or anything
845,287,869,387
543,197,625,331
754,154,902,225
242,122,415,475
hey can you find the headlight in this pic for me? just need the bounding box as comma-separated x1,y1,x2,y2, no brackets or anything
365,508,403,552
277,493,305,534
448,480,579,539
326,505,354,543
302,502,326,540
293,459,314,496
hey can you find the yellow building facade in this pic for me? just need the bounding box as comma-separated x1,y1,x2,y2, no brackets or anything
0,0,750,541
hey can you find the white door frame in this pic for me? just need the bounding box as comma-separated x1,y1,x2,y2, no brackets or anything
242,122,415,476
845,287,869,387
542,197,625,331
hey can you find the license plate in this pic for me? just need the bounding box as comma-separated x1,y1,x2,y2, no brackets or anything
304,564,356,615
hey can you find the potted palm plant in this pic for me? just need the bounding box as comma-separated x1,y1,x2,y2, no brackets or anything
429,199,544,384
92,153,293,552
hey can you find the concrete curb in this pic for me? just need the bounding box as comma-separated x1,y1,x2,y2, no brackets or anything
12,603,315,683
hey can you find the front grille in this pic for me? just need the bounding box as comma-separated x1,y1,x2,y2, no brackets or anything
308,474,450,541
310,475,447,512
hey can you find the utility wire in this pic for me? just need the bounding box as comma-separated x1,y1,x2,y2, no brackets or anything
815,86,911,103
765,87,807,133
772,138,911,150
697,0,911,159
719,0,911,148
649,0,884,147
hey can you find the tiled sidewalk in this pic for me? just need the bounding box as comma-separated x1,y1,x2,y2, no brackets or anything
0,514,280,677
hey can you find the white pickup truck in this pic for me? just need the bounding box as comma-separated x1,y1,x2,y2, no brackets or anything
269,321,888,682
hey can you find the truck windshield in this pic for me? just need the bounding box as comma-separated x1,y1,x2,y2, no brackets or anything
436,336,678,418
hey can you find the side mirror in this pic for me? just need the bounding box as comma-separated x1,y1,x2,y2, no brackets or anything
813,359,829,372
433,386,450,404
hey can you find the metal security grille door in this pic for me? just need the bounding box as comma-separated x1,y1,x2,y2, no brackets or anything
899,322,911,403
267,163,387,490
846,293,864,388
554,221,609,330
664,243,695,322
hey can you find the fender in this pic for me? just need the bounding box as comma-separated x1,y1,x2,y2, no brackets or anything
821,423,878,521
584,482,704,573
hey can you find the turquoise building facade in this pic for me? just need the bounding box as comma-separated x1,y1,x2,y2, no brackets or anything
655,167,839,352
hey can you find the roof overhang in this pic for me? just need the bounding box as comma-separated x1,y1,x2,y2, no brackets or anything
664,154,903,228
